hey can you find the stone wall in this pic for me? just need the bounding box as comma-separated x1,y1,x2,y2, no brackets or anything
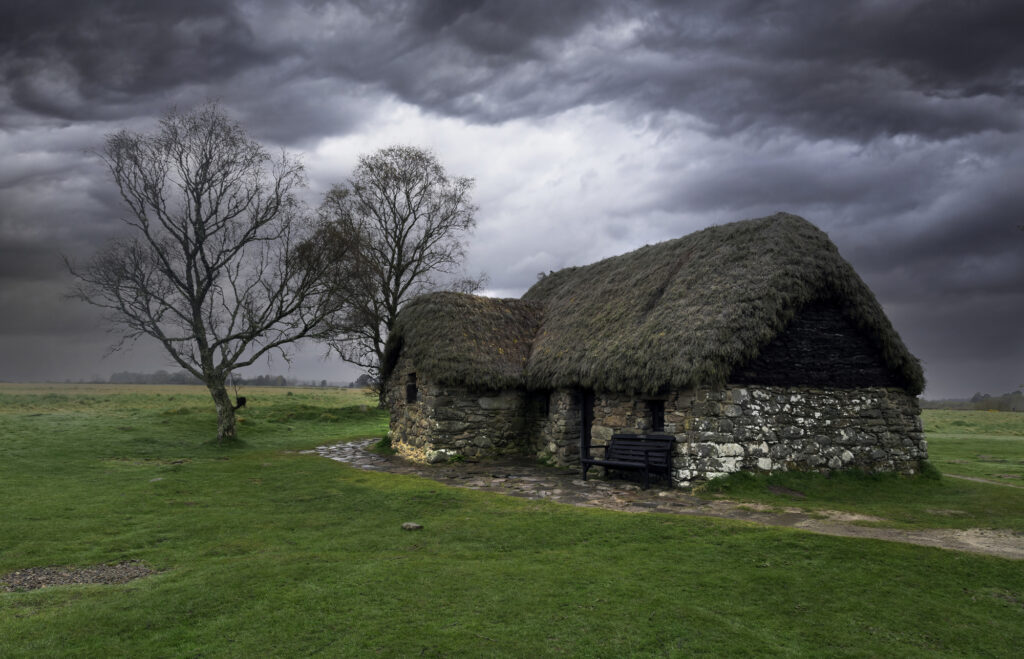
534,389,582,465
589,385,925,487
590,393,675,446
387,356,539,463
389,352,925,486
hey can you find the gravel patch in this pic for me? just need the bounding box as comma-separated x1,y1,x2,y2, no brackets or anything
1,561,156,592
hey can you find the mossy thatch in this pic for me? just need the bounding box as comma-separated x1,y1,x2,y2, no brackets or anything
384,213,924,395
382,292,543,390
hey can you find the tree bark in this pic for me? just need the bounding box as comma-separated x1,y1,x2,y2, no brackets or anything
207,379,238,442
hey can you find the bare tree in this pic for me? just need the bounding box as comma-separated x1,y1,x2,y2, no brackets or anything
68,105,355,442
315,145,484,403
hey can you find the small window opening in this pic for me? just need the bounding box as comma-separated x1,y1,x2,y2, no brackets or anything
405,373,418,404
647,400,665,432
539,392,551,416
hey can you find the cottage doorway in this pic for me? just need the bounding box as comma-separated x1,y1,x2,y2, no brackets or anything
580,388,595,456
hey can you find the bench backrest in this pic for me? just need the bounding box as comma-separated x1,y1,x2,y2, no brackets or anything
606,435,674,467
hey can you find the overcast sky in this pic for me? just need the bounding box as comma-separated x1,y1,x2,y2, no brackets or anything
1,0,1021,397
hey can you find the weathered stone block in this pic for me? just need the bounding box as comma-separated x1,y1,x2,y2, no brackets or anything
723,404,743,418
718,443,744,457
477,392,519,410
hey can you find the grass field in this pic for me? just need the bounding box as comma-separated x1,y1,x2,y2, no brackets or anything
700,409,1024,533
923,409,1024,483
2,384,1023,657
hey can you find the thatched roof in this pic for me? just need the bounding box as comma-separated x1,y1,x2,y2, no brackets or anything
382,292,543,390
383,213,924,394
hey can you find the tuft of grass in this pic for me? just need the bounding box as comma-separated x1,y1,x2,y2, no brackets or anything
917,459,944,481
368,433,396,456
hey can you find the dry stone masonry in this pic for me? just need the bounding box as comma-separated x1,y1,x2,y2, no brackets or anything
389,372,925,487
587,385,924,488
388,355,539,464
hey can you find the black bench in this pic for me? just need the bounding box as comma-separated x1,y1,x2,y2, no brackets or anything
581,433,675,489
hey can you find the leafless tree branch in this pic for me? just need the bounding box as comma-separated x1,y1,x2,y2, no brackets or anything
310,145,485,403
68,104,357,441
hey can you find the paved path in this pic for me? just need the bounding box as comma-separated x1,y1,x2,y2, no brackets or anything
307,439,1024,560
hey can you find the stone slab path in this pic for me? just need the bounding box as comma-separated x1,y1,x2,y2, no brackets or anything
308,439,1024,560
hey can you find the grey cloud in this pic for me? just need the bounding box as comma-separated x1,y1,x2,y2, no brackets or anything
409,0,598,53
287,0,1024,142
0,241,62,280
1,0,273,123
5,1,1023,144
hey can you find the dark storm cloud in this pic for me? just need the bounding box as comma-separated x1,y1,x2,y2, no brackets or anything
626,0,1024,140
0,0,270,123
7,1,1020,142
0,0,1020,395
328,0,1024,142
0,239,62,280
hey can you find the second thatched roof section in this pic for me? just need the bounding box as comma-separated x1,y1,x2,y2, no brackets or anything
382,292,543,391
383,213,924,394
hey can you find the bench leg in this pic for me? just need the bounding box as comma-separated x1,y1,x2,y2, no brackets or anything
581,463,589,481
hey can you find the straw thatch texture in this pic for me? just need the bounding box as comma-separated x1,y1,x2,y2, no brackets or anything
382,292,543,390
523,213,922,394
384,213,924,395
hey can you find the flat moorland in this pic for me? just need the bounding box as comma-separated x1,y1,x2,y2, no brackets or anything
923,409,1024,483
1,384,1022,657
701,409,1024,534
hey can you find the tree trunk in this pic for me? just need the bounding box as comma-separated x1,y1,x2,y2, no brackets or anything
207,379,238,442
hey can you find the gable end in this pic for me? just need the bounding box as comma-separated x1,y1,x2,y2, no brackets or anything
729,300,910,390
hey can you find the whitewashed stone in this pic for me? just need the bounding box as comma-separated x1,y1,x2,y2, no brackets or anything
718,443,744,457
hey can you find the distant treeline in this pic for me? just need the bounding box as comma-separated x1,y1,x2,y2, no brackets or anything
109,370,202,385
921,390,1024,412
107,370,372,388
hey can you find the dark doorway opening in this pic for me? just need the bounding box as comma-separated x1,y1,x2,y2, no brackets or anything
405,373,418,404
647,399,665,432
579,388,595,456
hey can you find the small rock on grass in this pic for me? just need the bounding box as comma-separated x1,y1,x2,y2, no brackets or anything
401,522,423,531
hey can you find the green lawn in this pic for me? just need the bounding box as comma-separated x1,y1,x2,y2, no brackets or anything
2,385,1023,657
923,409,1024,484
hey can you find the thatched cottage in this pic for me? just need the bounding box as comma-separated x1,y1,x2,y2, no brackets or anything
382,213,926,487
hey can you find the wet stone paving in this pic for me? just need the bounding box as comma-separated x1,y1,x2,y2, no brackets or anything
310,439,767,516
